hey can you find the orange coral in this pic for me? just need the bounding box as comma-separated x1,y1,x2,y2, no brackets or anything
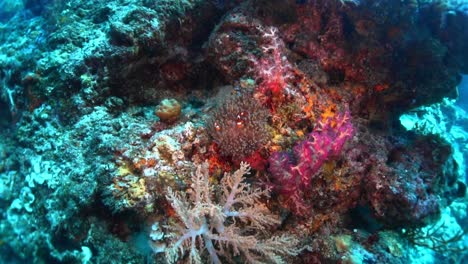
374,83,389,92
206,148,232,176
155,98,182,123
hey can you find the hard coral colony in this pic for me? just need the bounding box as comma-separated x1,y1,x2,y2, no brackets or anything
0,0,467,264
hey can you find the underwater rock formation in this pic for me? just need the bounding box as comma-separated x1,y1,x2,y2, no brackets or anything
0,0,467,263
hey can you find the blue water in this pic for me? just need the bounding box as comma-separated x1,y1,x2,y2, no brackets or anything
458,75,468,109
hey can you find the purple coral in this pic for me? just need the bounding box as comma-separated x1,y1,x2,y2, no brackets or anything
268,110,354,214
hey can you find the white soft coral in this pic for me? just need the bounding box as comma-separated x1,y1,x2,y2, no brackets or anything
164,162,300,264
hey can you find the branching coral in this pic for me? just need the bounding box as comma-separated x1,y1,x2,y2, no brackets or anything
251,26,294,107
268,110,354,214
164,161,300,264
405,220,467,254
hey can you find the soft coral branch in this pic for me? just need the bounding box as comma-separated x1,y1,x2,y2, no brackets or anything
268,110,354,215
164,161,300,264
251,26,294,107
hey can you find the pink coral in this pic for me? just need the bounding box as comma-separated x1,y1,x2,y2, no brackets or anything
251,26,294,107
268,110,354,214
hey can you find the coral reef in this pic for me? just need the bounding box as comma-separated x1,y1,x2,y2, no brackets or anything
163,162,300,264
0,0,467,263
